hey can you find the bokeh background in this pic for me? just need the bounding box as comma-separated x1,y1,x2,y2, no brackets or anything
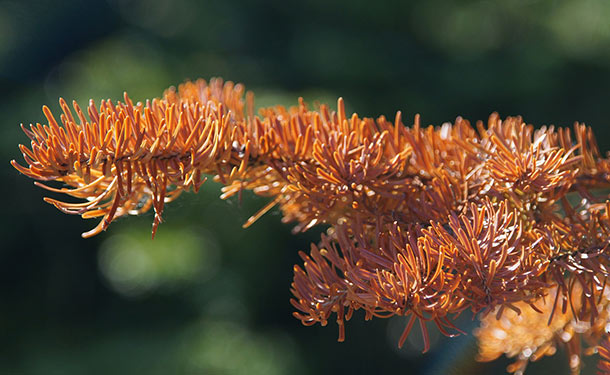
3,0,610,374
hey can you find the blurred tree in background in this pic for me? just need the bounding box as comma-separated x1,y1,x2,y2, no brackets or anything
3,0,610,374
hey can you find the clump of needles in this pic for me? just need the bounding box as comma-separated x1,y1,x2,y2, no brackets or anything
12,78,610,374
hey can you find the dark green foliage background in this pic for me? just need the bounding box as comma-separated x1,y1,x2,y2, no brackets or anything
2,1,610,374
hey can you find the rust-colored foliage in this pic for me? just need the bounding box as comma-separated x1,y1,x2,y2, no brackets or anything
599,333,610,375
475,284,610,374
12,78,610,373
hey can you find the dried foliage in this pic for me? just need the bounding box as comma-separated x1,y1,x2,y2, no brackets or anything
599,333,610,375
12,78,610,373
475,284,610,374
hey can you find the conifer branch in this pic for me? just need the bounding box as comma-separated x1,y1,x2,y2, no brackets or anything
12,77,610,373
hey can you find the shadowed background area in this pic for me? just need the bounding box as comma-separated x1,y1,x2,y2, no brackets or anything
3,0,610,374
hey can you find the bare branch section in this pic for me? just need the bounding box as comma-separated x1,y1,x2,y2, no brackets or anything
12,78,610,373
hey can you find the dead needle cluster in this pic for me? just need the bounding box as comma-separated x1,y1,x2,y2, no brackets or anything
12,78,610,374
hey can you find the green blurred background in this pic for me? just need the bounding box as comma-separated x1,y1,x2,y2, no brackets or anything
3,0,610,374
